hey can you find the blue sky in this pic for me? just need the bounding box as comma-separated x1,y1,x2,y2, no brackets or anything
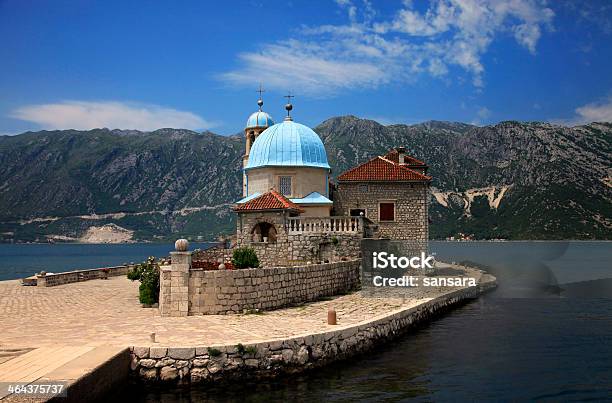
1,0,611,135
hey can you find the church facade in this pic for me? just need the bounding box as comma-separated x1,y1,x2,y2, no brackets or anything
233,97,431,266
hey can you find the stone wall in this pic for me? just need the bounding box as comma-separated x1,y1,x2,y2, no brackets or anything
131,275,497,384
192,246,233,264
284,233,361,264
334,182,429,240
160,259,360,316
188,260,360,315
35,265,130,287
236,211,292,267
236,211,364,267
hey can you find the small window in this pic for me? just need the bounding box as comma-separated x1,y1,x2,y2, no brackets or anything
350,209,366,217
359,184,368,192
279,176,292,196
379,202,395,222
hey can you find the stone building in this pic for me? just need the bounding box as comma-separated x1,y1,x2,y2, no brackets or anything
159,98,433,317
334,147,431,240
233,96,430,265
234,99,370,265
240,99,333,216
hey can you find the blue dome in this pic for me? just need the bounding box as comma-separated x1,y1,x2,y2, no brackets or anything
245,120,330,170
246,111,274,128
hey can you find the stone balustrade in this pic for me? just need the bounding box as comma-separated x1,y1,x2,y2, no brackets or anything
33,265,131,287
287,216,362,234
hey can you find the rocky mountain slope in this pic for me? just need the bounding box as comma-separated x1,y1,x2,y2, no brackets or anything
0,118,610,241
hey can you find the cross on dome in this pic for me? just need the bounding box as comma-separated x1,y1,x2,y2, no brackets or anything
284,93,294,121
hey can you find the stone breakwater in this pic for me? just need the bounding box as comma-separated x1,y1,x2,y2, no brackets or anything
131,274,496,383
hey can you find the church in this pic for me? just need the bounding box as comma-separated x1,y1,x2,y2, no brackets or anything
233,95,431,266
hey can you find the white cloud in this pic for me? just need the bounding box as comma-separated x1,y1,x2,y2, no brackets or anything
478,106,491,119
470,105,492,125
221,0,554,95
573,97,612,124
219,40,391,96
10,101,214,131
551,96,612,126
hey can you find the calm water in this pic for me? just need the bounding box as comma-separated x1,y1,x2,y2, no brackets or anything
0,242,213,281
2,241,611,401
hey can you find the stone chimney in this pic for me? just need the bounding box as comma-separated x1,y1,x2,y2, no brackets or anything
396,146,406,164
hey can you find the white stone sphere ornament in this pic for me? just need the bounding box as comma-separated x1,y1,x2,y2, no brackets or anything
175,238,189,252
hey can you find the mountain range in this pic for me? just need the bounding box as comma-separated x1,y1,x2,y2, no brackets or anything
0,116,610,242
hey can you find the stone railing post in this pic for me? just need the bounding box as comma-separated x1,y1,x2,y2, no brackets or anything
160,239,192,317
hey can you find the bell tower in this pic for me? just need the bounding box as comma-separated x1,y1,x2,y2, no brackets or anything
243,85,274,196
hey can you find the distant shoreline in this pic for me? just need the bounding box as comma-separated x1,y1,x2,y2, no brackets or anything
1,239,610,245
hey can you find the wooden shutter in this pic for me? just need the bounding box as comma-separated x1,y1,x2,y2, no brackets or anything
379,203,395,221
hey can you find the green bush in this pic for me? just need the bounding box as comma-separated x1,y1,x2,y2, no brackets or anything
235,343,246,355
234,343,257,356
232,247,260,269
127,256,160,305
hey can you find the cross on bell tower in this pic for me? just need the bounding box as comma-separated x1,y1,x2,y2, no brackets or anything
256,84,265,111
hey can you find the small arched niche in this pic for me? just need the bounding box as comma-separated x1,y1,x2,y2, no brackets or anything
251,222,277,244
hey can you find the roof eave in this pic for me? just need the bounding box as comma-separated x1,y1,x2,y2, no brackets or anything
337,178,432,183
234,207,304,213
244,163,331,171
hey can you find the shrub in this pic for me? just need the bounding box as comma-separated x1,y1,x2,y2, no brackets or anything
126,265,142,281
207,347,222,357
235,343,246,355
232,247,259,269
235,343,257,356
127,256,160,305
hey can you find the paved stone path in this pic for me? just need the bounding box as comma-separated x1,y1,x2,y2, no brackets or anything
0,266,484,350
0,345,127,402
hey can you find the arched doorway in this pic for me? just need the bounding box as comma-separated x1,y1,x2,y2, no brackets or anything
251,222,277,243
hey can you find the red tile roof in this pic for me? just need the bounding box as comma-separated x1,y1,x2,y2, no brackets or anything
384,149,427,167
337,155,431,182
233,189,304,212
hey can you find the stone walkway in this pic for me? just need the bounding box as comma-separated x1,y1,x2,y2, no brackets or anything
0,266,484,350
